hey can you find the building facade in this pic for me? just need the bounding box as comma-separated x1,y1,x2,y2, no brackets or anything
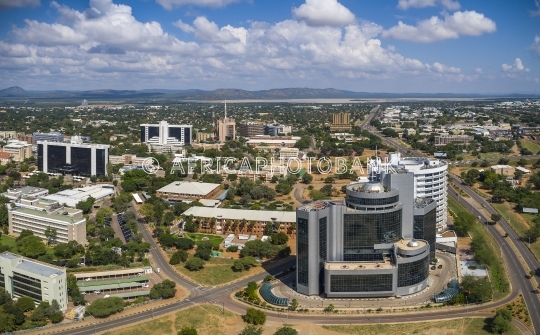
2,140,33,162
37,141,109,176
0,252,68,311
140,121,192,146
434,135,473,147
330,112,352,132
238,123,265,138
0,131,17,139
33,132,64,143
296,172,437,298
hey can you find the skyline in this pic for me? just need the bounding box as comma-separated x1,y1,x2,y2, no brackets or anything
0,0,539,93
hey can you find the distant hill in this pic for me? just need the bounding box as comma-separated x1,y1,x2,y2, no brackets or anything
0,86,538,101
0,86,28,97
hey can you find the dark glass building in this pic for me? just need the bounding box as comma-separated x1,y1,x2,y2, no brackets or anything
140,121,192,145
36,142,109,176
296,171,437,298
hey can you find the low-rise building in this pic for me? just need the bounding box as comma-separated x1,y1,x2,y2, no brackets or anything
0,130,17,139
490,165,515,176
196,132,213,142
0,252,68,311
279,147,300,160
109,154,149,166
434,135,473,147
41,185,115,208
156,181,221,200
3,186,49,201
238,123,265,138
246,135,299,147
2,140,32,162
0,152,11,165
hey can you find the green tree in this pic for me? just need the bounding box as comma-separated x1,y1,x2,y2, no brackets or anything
274,326,298,335
0,205,8,228
241,325,263,335
150,279,177,299
301,173,313,184
0,307,15,332
491,315,510,334
17,235,47,258
176,238,195,250
289,298,298,311
178,327,198,335
185,257,205,271
15,296,35,312
169,250,188,265
45,226,57,245
243,308,266,325
490,213,502,223
270,232,288,245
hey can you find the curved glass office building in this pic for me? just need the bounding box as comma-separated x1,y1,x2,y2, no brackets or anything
296,171,437,298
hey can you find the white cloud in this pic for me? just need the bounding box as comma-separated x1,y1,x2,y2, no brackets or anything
156,0,242,10
0,0,40,10
501,58,530,72
293,0,355,27
382,11,496,43
0,0,471,91
530,35,540,58
475,68,482,73
173,19,195,33
397,0,460,11
531,0,540,16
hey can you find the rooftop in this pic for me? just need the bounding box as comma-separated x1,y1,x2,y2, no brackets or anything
297,200,332,212
0,252,64,278
12,207,85,224
184,206,296,223
157,181,220,196
397,238,427,251
325,260,393,270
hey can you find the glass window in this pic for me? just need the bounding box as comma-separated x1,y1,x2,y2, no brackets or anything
37,144,43,171
347,195,398,206
343,210,402,261
96,149,106,176
398,257,429,287
319,217,327,291
71,147,91,176
297,218,309,286
330,274,393,292
169,127,182,142
413,208,437,259
47,145,67,173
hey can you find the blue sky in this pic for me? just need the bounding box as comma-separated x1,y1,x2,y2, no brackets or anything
0,0,539,93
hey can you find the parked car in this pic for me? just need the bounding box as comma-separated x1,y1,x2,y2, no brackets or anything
85,278,92,281
142,284,149,288
94,290,101,294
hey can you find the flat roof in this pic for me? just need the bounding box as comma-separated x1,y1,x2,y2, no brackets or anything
12,207,85,224
397,239,427,251
157,181,220,196
76,276,148,287
184,207,296,223
42,185,114,203
110,290,151,298
78,282,146,292
0,252,65,278
73,268,145,278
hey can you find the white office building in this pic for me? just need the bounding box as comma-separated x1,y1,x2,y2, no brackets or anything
0,252,68,311
140,121,192,146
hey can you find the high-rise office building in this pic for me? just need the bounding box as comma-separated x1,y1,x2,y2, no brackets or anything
37,140,109,176
140,120,192,146
217,102,235,142
330,112,352,131
238,123,265,138
296,170,437,298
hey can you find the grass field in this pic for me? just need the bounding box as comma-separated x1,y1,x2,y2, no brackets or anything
520,139,540,155
184,233,224,248
491,202,540,262
173,254,260,286
448,196,510,300
323,318,521,335
104,305,242,335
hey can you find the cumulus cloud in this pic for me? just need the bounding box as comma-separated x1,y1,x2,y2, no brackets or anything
397,0,460,11
0,0,468,90
382,10,496,43
293,0,355,27
501,58,530,72
173,19,195,33
0,0,40,10
156,0,242,10
530,35,540,58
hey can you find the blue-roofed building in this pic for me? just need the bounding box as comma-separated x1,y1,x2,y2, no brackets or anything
0,252,68,311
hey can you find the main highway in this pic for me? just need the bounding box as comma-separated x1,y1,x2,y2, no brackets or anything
54,107,539,335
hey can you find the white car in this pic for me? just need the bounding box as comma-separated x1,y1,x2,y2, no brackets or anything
94,290,101,294
81,292,87,295
85,278,92,281
142,284,149,288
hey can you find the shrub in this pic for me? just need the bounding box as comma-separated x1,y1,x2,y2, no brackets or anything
87,297,125,318
185,257,205,271
241,325,263,335
274,326,298,335
15,296,35,312
178,326,198,335
176,238,195,250
150,279,177,299
226,245,239,252
243,308,266,325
